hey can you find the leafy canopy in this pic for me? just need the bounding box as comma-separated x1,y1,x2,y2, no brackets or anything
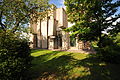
0,0,50,33
64,0,120,43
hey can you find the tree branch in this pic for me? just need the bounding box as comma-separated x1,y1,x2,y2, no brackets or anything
12,13,32,33
12,6,41,33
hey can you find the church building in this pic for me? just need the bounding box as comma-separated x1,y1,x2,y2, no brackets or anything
30,6,91,50
30,7,69,50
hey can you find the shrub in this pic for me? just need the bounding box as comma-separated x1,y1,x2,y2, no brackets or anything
0,31,31,80
97,37,120,64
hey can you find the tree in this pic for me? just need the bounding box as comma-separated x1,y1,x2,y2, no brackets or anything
0,0,51,79
0,0,50,33
64,0,120,48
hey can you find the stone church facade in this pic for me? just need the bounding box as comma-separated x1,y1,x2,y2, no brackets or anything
30,7,91,50
30,8,69,50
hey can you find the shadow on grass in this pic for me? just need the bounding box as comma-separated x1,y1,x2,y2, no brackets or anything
27,50,120,80
75,55,120,80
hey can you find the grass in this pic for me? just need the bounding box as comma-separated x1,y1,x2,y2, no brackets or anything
27,49,120,80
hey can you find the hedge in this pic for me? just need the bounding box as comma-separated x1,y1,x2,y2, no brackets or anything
0,31,31,80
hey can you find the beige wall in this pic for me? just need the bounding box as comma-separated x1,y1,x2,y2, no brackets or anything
30,8,69,50
56,8,63,27
48,18,54,36
41,19,48,48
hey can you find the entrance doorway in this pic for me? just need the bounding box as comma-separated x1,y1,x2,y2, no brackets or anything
70,36,77,50
70,36,76,47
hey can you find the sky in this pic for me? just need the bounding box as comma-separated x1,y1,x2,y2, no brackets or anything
49,0,120,15
49,0,65,8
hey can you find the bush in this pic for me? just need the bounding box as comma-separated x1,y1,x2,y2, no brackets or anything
97,37,120,64
0,31,31,80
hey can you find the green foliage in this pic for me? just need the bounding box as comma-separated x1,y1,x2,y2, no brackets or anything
64,0,120,45
0,0,50,79
0,0,50,32
0,31,31,80
96,35,120,64
65,0,120,63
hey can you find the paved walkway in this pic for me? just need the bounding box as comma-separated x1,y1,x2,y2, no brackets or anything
67,49,96,54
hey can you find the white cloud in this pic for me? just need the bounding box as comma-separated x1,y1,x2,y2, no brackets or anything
60,0,64,4
58,0,65,8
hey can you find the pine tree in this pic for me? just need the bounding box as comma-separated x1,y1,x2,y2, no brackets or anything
64,0,120,48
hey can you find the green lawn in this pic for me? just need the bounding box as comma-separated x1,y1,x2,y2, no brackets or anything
27,49,120,80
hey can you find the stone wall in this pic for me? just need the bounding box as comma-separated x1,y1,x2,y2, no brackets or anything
30,8,69,50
